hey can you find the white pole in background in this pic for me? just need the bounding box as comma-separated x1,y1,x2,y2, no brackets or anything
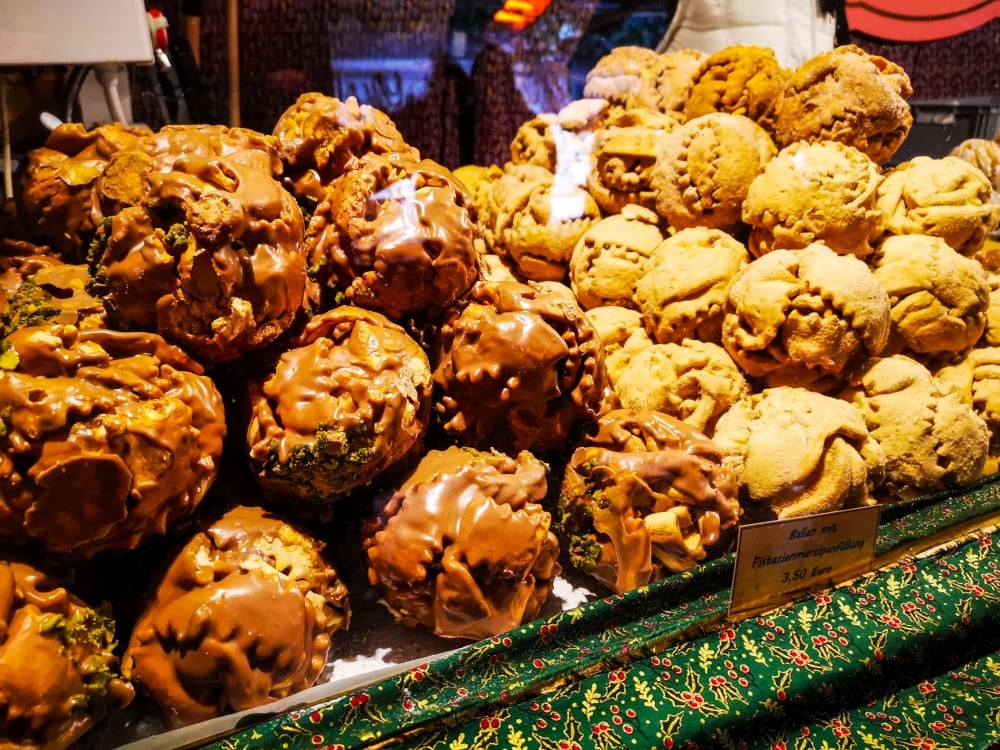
1,74,13,200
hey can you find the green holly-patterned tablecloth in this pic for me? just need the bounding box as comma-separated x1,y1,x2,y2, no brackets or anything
208,477,1000,750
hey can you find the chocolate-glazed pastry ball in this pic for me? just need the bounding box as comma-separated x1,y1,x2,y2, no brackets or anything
0,559,134,749
0,257,106,338
123,505,350,728
142,124,281,175
16,121,151,262
90,152,307,363
247,306,432,507
559,409,740,593
432,280,607,453
94,124,284,221
273,93,417,204
0,325,226,556
363,445,559,640
305,152,481,318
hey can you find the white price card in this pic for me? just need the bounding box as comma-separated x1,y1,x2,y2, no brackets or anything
728,505,881,617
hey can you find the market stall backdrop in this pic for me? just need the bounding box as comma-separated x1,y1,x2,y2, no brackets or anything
145,0,999,168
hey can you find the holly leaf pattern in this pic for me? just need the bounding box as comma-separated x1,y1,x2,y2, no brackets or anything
772,668,794,695
660,711,685,737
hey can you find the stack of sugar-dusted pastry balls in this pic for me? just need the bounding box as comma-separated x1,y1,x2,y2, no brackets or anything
2,43,1000,743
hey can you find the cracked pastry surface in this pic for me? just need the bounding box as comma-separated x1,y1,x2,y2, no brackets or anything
876,155,1000,257
432,280,607,453
583,46,661,105
0,325,226,556
652,112,776,233
363,446,559,641
773,44,913,165
247,306,432,507
453,162,505,253
628,48,707,115
743,140,883,259
937,347,1000,476
510,113,562,172
508,99,609,175
636,226,750,345
569,204,664,310
585,305,654,386
721,243,891,389
613,339,750,436
984,284,1000,347
123,505,350,728
587,108,681,216
839,355,988,499
712,386,885,520
683,45,788,132
491,164,601,282
871,234,989,360
949,138,1000,193
558,408,740,593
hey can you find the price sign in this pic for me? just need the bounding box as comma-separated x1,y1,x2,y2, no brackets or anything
728,505,881,617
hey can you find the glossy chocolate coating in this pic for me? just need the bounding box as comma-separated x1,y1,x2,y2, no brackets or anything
432,280,607,453
559,409,741,593
123,505,350,728
16,121,151,261
143,124,282,176
0,257,106,338
0,325,226,556
306,152,481,318
0,559,134,749
272,93,417,203
247,306,432,505
364,445,560,640
92,151,307,363
94,125,282,219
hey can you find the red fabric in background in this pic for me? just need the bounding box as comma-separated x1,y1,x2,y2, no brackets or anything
846,0,1000,41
